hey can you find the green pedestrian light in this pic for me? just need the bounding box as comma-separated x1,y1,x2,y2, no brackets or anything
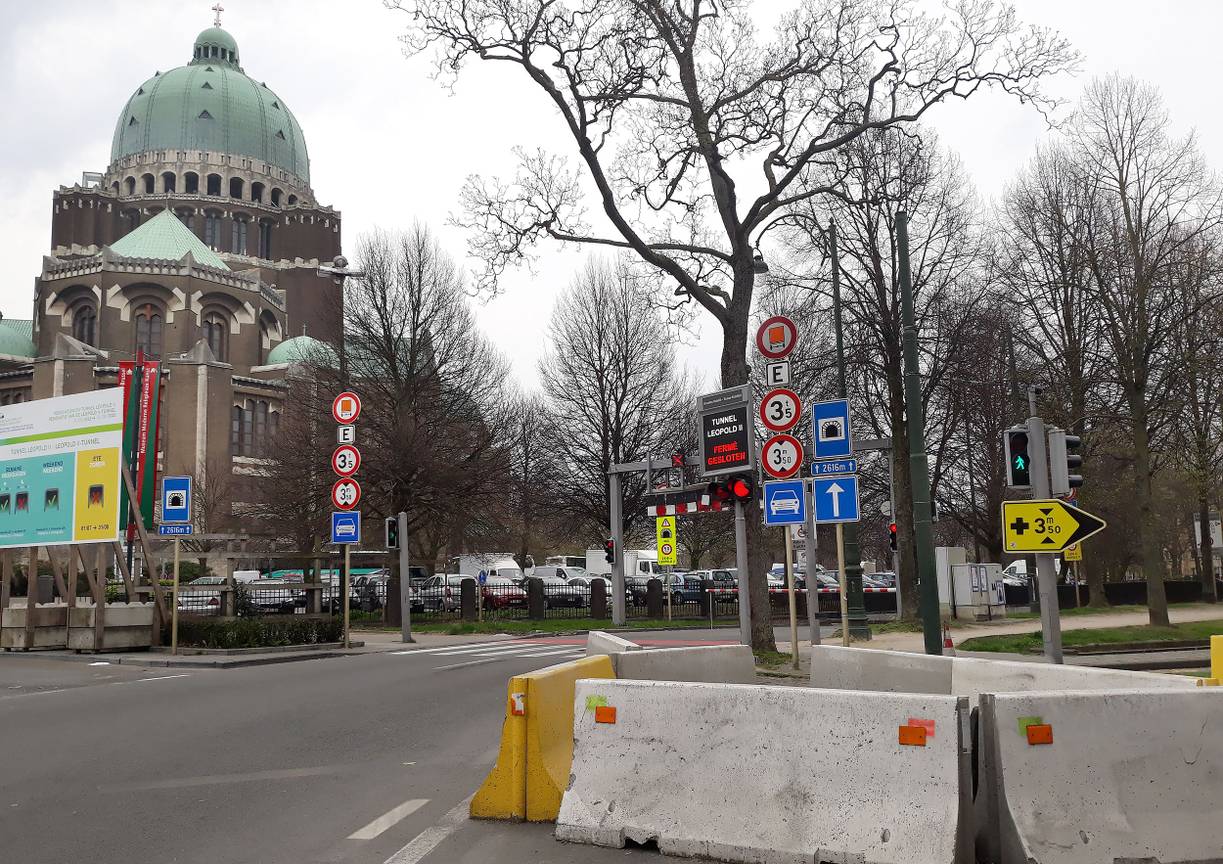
1004,427,1032,489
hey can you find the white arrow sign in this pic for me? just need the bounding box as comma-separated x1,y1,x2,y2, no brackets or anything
825,481,844,518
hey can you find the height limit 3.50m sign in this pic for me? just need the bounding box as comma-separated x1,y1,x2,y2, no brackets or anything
762,434,803,480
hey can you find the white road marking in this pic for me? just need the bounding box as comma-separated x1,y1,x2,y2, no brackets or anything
400,643,520,656
433,657,502,671
132,674,191,683
383,794,472,864
348,798,429,840
102,764,348,792
89,661,110,666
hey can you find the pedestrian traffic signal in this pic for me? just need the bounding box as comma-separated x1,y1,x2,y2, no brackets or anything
1004,426,1031,489
604,538,616,564
889,522,897,551
1047,428,1083,496
384,516,399,549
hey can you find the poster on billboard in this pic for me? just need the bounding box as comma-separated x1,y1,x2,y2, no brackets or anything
0,389,124,548
118,360,161,532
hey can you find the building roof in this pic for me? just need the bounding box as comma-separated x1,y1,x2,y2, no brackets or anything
108,209,229,270
0,319,36,359
109,26,310,183
265,335,338,366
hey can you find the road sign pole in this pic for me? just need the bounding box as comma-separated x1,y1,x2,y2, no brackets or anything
398,511,413,644
734,499,752,647
836,523,849,647
610,471,626,627
170,537,180,656
805,481,821,646
343,544,351,650
1027,415,1064,663
784,526,798,669
897,211,943,655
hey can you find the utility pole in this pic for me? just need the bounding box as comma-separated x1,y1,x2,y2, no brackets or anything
829,221,870,639
897,211,942,655
398,510,414,643
1026,394,1064,663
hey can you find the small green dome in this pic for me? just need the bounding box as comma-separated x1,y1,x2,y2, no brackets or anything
266,335,336,366
0,320,36,359
110,27,310,182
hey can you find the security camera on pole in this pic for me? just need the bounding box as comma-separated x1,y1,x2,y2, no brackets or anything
330,391,362,649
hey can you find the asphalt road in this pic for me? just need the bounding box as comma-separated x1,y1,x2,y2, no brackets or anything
0,639,690,864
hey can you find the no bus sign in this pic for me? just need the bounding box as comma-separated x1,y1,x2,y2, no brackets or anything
332,391,362,424
755,315,797,360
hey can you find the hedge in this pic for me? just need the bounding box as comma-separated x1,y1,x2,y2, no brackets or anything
175,617,343,649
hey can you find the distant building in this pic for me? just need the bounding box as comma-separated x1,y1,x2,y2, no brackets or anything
0,21,343,531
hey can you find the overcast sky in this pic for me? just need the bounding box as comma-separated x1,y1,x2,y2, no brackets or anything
2,0,1220,389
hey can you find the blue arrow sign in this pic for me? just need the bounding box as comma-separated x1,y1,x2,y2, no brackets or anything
813,475,860,524
762,479,807,527
810,458,858,477
331,511,361,545
811,399,853,459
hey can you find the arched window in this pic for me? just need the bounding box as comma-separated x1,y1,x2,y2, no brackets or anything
251,182,265,204
286,194,297,206
111,181,120,195
161,172,176,194
133,303,164,359
206,174,222,196
271,188,283,207
202,310,228,361
229,177,244,199
184,172,199,194
72,304,97,345
124,176,136,195
231,217,248,255
142,173,155,194
203,210,222,248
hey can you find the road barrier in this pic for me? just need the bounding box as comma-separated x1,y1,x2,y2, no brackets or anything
585,631,758,684
584,630,640,656
977,688,1223,864
809,644,1196,699
470,654,614,822
557,679,974,864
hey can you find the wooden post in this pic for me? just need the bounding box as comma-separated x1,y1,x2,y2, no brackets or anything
111,541,136,601
343,544,351,649
94,544,106,650
171,537,180,655
46,547,68,602
837,525,850,648
0,550,10,611
119,463,167,623
25,546,38,650
65,549,78,610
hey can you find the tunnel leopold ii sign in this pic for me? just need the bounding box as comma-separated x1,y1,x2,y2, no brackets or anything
698,385,754,478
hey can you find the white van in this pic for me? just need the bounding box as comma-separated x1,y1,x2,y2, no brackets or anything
447,553,524,583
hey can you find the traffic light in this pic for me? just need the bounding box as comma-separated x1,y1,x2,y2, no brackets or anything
1047,428,1083,496
889,522,897,551
604,538,616,564
384,516,399,549
1004,426,1032,489
707,475,754,506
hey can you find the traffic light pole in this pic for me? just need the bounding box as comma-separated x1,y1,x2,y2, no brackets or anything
1026,415,1065,663
610,471,626,627
398,511,414,644
897,212,943,655
734,499,752,647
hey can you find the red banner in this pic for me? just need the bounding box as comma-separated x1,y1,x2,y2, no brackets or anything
119,358,161,533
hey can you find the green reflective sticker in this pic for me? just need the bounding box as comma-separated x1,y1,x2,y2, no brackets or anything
585,695,608,711
1017,715,1043,736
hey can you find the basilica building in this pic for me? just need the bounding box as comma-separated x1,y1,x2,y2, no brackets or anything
0,21,343,527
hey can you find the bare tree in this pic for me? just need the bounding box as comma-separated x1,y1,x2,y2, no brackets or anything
507,393,553,571
1073,76,1223,625
539,258,691,545
390,0,1075,648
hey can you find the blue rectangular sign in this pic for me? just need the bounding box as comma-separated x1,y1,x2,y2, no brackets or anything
331,510,361,545
161,475,192,524
812,475,861,524
762,479,807,527
811,399,853,460
158,524,194,536
810,458,858,476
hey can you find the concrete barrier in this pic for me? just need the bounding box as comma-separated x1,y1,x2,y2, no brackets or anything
809,645,1195,699
558,679,973,864
470,654,614,822
585,630,640,657
613,644,758,685
977,688,1223,864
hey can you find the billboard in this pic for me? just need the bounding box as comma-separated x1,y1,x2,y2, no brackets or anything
0,390,124,548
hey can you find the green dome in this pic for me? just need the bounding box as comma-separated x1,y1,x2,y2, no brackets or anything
110,27,310,182
0,319,36,359
266,336,336,366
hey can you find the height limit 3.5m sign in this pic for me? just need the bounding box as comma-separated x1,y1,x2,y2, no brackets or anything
698,385,754,478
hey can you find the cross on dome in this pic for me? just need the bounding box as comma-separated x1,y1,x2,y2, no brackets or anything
211,3,224,27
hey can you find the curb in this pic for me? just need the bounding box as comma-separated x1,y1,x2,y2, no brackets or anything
0,644,383,670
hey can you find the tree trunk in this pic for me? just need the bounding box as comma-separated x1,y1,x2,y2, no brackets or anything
721,266,776,651
1199,497,1217,603
1129,396,1169,626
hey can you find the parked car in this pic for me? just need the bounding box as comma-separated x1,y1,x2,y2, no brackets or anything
481,576,527,609
867,571,897,588
565,574,610,596
536,575,585,608
178,575,225,615
533,565,591,582
419,573,469,612
247,576,303,613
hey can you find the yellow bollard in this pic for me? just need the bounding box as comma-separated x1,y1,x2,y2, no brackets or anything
1212,635,1223,683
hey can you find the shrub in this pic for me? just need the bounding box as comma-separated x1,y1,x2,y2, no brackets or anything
175,618,343,649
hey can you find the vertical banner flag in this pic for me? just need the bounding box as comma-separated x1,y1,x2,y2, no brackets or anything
118,358,162,532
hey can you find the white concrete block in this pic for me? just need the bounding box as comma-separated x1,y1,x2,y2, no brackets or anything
613,644,758,684
585,630,641,657
978,688,1223,864
558,679,972,864
950,654,1194,702
809,644,954,694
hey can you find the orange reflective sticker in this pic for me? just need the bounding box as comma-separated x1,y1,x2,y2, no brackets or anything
907,717,935,739
1026,723,1053,745
898,724,927,746
594,705,617,724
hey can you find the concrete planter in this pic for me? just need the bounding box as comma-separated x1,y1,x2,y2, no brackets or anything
1,604,69,650
68,603,155,651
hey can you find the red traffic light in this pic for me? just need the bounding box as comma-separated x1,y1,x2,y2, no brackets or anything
728,477,753,501
604,538,616,564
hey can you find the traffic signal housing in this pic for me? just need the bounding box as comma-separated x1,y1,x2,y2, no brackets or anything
1047,428,1083,496
384,516,400,549
604,538,616,564
889,522,897,551
1004,426,1032,489
707,475,754,506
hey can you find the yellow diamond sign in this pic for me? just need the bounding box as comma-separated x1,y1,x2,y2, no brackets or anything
656,515,678,566
1002,499,1106,553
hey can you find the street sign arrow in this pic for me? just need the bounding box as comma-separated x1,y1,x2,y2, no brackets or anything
825,481,844,518
1001,499,1107,553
